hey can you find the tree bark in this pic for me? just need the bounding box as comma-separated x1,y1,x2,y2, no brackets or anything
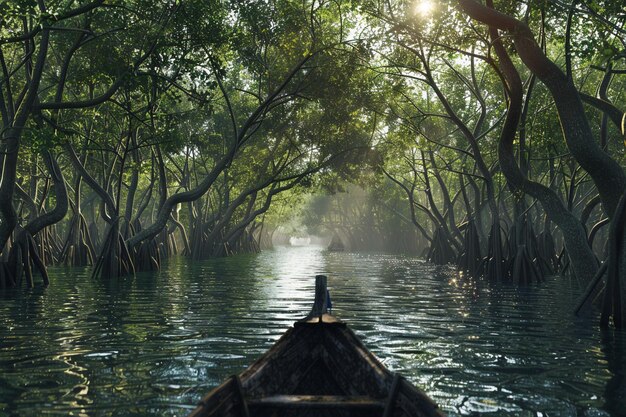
458,0,626,219
484,1,599,282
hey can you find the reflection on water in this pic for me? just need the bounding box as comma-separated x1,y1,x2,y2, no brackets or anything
1,246,625,416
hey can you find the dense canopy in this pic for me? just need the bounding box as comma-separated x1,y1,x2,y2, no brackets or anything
1,0,625,329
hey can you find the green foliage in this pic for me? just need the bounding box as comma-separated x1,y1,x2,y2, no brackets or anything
3,0,626,262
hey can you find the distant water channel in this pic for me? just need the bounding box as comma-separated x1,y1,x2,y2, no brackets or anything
1,246,625,416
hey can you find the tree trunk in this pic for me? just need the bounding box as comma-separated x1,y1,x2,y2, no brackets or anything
479,0,599,283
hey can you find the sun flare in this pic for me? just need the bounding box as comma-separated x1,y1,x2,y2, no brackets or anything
414,0,435,16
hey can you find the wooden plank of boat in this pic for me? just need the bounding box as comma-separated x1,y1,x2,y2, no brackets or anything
247,395,385,409
188,275,445,417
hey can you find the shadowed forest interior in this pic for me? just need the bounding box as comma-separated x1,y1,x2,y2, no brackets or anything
1,0,626,416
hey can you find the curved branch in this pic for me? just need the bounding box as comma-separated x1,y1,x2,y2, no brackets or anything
459,0,626,218
485,0,598,282
24,151,68,236
580,93,624,133
64,143,116,222
126,54,314,249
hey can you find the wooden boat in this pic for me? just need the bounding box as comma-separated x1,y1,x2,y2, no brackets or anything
188,275,445,417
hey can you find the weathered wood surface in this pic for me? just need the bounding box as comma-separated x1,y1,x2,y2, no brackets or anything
299,313,340,324
301,274,329,322
241,323,389,398
187,276,445,417
188,319,445,416
233,375,250,417
247,395,385,409
188,376,242,417
382,374,401,417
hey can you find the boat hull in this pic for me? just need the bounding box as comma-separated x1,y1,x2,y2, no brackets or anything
189,319,444,417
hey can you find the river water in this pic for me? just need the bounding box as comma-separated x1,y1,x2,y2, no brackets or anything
1,246,625,416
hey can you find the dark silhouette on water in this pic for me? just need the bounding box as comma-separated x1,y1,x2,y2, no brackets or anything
188,275,444,417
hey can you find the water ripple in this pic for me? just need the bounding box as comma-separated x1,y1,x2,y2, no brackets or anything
1,246,625,416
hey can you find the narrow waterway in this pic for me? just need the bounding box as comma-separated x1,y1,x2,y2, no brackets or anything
1,246,625,416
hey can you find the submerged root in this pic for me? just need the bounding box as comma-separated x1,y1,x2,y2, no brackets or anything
92,218,135,279
507,217,545,283
483,222,507,281
557,247,572,276
0,261,15,289
227,229,260,255
537,230,558,274
4,231,50,288
89,221,101,253
457,219,482,277
156,228,176,261
427,227,456,265
35,228,61,266
511,244,543,285
135,239,160,272
189,219,207,260
129,220,162,272
328,233,345,252
59,213,96,267
600,192,626,329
